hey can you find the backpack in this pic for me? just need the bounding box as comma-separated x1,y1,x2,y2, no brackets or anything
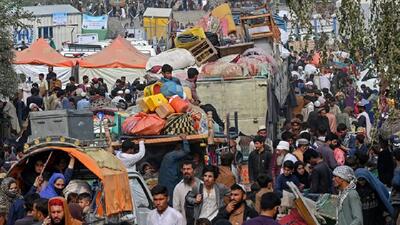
184,183,203,225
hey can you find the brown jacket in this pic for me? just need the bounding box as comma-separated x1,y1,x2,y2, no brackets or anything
216,166,236,189
255,187,273,213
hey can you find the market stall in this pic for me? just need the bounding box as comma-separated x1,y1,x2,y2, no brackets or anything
13,38,76,84
78,36,149,88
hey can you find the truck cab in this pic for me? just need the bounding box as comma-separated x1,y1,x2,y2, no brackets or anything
128,171,153,225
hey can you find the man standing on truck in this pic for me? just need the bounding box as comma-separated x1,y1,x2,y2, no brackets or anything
182,68,200,105
116,140,146,172
159,135,190,204
160,64,184,98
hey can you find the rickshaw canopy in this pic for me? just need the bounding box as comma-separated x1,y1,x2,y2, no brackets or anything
8,146,133,216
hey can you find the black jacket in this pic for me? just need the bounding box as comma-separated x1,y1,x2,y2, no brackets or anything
212,203,258,224
248,149,272,181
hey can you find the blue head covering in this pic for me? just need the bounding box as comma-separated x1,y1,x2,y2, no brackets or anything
355,168,394,216
39,173,65,199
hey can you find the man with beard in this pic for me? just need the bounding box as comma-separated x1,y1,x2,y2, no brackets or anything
43,197,82,225
173,160,202,225
213,184,258,225
332,166,363,225
243,192,281,225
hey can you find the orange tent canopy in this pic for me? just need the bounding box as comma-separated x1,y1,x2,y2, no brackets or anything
14,38,76,67
79,36,149,69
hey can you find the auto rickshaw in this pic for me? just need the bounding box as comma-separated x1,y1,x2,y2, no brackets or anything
7,136,152,225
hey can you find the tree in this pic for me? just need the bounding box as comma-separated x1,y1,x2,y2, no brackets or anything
370,0,400,94
0,0,31,98
337,0,368,59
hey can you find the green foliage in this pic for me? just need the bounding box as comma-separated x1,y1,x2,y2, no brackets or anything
287,0,314,33
337,0,368,58
0,0,32,98
370,0,400,94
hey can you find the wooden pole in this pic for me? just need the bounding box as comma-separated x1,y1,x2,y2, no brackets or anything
40,151,54,177
207,111,214,145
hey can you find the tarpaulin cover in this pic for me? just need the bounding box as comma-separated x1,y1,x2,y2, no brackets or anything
8,146,133,216
79,36,149,69
14,64,71,85
14,38,76,67
79,67,145,89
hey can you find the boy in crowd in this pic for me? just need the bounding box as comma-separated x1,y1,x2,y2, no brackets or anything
275,161,301,195
78,193,91,216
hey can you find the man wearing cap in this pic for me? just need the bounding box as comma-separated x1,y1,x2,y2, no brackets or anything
213,184,258,225
248,126,271,153
276,141,297,173
292,139,309,162
76,92,90,111
43,197,82,225
301,95,315,121
356,100,371,140
248,136,272,182
111,90,125,106
332,166,363,225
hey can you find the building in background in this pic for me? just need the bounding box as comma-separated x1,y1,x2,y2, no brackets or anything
17,4,82,50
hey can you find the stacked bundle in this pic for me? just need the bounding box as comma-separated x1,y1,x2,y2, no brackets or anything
200,47,278,79
122,85,207,136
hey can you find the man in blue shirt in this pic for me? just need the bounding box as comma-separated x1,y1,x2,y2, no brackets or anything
77,92,90,110
160,64,184,98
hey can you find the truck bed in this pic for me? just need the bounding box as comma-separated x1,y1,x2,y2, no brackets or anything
196,77,269,135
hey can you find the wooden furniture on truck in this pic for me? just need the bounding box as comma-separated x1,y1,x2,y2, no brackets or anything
240,13,280,41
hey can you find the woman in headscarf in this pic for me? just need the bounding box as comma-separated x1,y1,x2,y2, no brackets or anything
293,161,310,189
39,173,66,199
0,177,22,225
355,168,394,225
332,165,363,225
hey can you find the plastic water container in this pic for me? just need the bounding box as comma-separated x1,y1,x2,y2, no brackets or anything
155,103,175,119
169,95,190,113
143,94,168,112
144,82,162,97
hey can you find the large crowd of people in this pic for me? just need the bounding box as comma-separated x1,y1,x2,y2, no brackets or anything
3,8,400,222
